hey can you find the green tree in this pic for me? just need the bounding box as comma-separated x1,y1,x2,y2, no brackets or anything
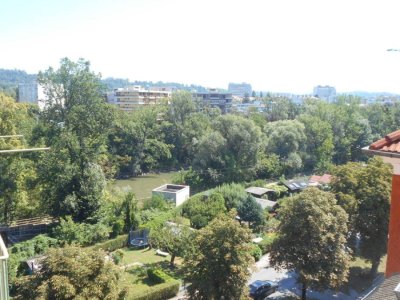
185,211,253,299
194,115,262,184
36,58,114,221
149,223,195,266
182,192,226,229
13,245,124,300
331,157,391,276
297,114,334,171
0,93,40,223
237,194,264,229
270,188,350,300
264,119,306,174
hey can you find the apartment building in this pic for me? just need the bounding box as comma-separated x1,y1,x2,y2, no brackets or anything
228,82,252,97
313,85,336,102
18,82,38,104
193,88,232,113
107,86,171,111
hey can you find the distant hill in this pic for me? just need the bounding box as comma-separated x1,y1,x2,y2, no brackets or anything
102,77,209,92
0,69,36,99
339,91,400,98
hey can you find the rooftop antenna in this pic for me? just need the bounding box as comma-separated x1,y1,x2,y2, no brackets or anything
0,135,50,154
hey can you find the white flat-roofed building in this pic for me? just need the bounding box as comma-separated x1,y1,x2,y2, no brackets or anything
107,85,171,111
152,184,190,206
313,85,336,102
18,82,38,104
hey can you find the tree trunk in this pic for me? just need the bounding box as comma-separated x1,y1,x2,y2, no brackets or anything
170,253,176,267
370,259,380,278
301,282,307,300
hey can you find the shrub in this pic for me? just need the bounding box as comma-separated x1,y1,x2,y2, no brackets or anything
111,218,125,237
147,268,171,284
129,280,180,300
8,235,59,283
258,233,277,255
249,244,262,261
90,234,128,252
112,249,124,265
143,195,169,211
52,216,110,246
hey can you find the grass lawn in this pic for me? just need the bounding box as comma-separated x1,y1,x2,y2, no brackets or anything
341,255,387,294
115,247,184,298
119,247,170,265
108,171,179,201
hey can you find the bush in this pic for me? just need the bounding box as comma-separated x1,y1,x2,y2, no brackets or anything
258,233,277,255
90,234,128,252
143,195,169,211
52,216,110,246
128,280,180,300
250,244,262,261
8,235,59,283
111,218,125,237
112,249,124,265
147,268,172,284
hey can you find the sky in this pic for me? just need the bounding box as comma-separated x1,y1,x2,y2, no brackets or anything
1,0,400,94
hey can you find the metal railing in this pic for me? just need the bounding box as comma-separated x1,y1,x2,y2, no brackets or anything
0,236,9,300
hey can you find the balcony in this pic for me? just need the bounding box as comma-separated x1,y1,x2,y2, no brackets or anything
0,236,9,300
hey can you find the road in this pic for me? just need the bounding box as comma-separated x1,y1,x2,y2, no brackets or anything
170,254,362,300
250,254,361,300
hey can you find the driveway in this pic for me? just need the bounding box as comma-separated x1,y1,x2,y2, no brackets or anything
250,254,361,300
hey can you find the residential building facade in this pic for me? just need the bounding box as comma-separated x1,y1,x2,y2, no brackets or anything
193,88,232,113
18,82,38,104
313,85,336,102
107,86,171,111
228,82,252,97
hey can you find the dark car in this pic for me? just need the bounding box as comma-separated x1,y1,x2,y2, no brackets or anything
249,280,278,299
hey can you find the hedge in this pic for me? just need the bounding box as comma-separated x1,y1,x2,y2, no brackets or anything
128,279,180,300
147,268,172,284
89,234,128,252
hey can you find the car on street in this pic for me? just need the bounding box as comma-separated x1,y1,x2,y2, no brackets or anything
249,280,278,299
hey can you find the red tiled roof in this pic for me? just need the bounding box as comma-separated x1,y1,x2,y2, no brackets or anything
369,130,400,153
309,174,332,184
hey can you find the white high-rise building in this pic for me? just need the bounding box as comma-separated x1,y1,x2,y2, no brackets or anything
18,82,38,104
313,85,336,102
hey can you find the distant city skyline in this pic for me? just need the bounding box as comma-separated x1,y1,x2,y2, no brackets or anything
1,0,400,94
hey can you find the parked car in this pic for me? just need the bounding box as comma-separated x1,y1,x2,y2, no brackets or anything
249,280,278,299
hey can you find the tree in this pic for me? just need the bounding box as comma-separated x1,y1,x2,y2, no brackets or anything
213,183,248,210
149,223,195,266
264,119,306,174
182,192,226,229
270,188,350,300
237,194,265,228
194,115,262,184
185,211,253,299
297,114,334,172
13,245,124,300
35,58,114,221
0,93,40,223
331,157,391,276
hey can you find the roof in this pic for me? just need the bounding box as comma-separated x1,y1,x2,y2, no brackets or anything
309,174,332,184
282,180,309,191
254,198,277,210
245,187,275,196
363,274,400,300
369,130,400,153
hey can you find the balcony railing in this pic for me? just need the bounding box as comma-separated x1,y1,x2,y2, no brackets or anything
0,236,9,300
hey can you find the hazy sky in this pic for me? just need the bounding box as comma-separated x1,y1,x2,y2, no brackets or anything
1,0,400,94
